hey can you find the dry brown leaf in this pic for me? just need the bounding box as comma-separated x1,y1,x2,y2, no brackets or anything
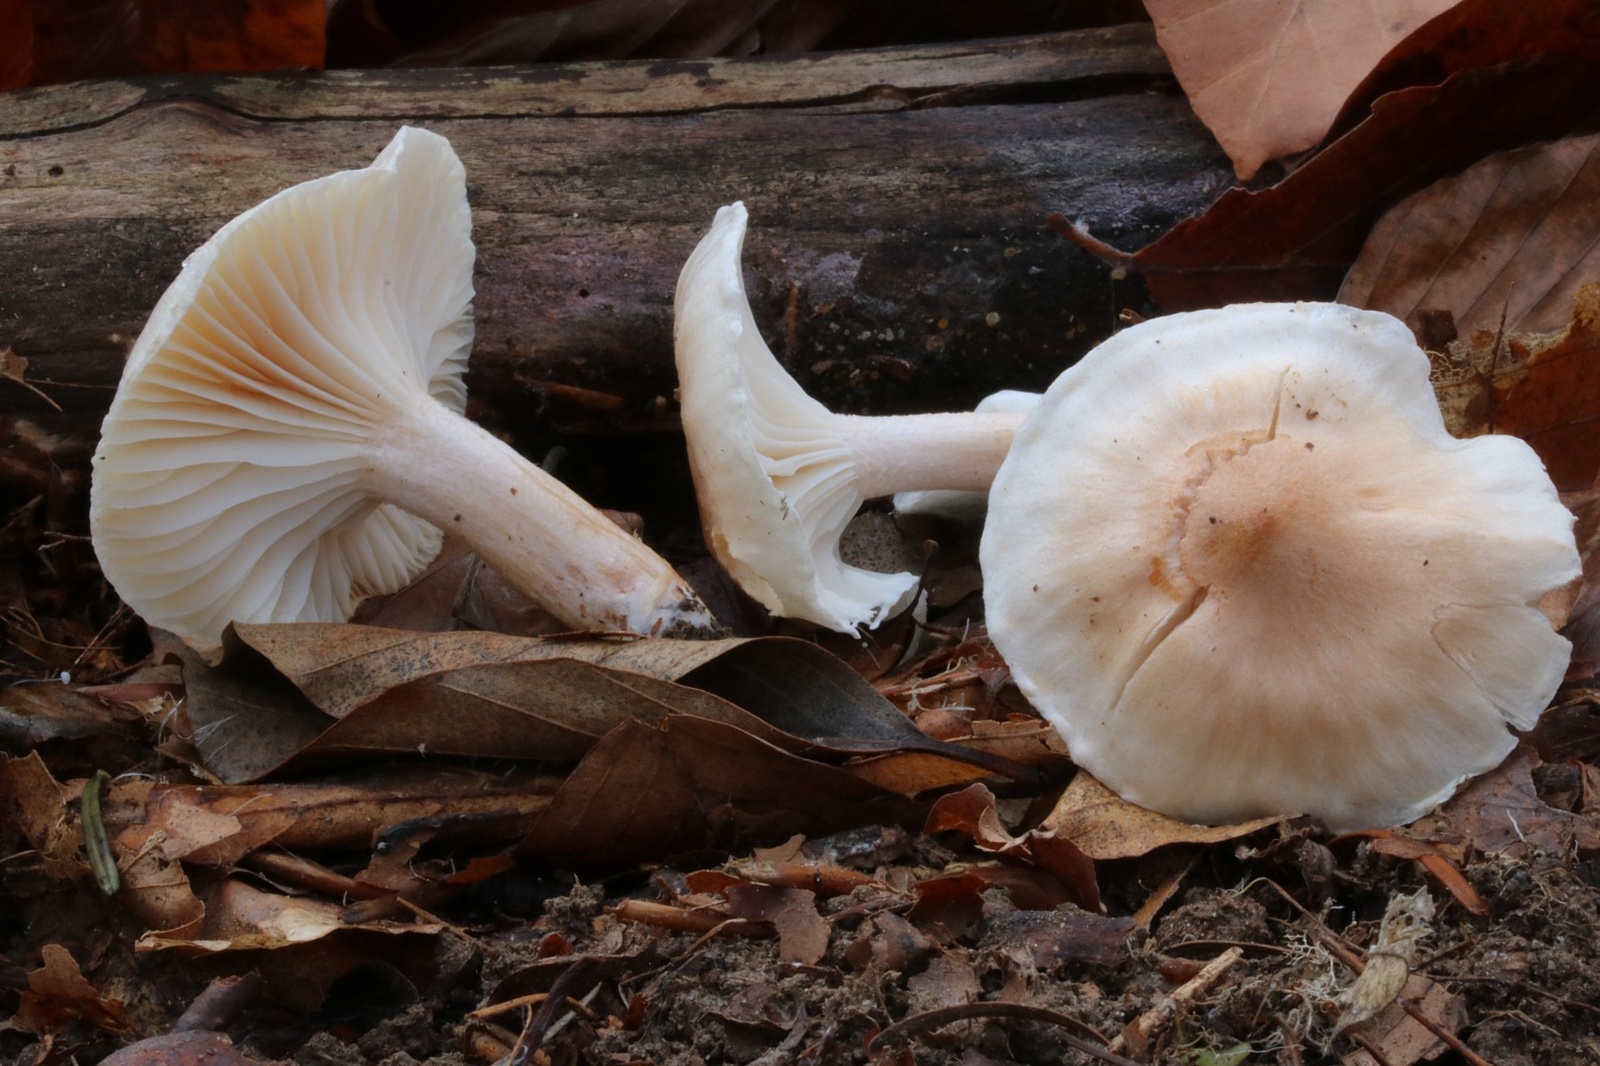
516,716,924,867
906,953,982,1012
1341,974,1465,1066
203,623,1026,785
1329,0,1600,141
1337,831,1490,917
377,0,784,67
722,884,831,965
983,906,1136,971
229,622,746,719
0,751,88,881
0,346,61,410
1145,0,1457,181
112,819,207,941
1039,772,1282,861
907,869,1070,938
139,877,443,953
1564,487,1600,682
165,635,329,785
845,720,1069,794
15,943,131,1034
1108,56,1600,311
923,783,1099,911
1427,283,1600,493
1427,747,1600,859
844,912,935,974
1342,133,1600,337
695,861,880,899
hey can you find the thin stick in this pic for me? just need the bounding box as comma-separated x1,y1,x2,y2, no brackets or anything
1108,946,1244,1055
868,1002,1132,1065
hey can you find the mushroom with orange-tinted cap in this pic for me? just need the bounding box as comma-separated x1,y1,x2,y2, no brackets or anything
90,127,719,656
981,301,1581,831
674,202,1025,633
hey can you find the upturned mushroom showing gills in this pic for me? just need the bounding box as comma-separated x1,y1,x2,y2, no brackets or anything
981,302,1581,832
674,202,1025,633
91,127,718,654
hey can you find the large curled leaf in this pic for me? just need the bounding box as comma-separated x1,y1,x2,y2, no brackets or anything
180,624,1032,784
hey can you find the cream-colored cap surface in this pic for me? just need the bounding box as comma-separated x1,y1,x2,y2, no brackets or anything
91,127,474,653
981,302,1580,831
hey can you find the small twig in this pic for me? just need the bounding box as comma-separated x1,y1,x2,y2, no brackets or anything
1131,855,1197,929
868,1002,1130,1065
1108,946,1244,1055
1046,213,1138,276
241,849,383,901
471,993,550,1022
609,898,771,938
1346,1029,1399,1066
1163,938,1291,957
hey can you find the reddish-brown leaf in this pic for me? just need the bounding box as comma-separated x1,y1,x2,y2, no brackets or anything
1430,747,1600,860
23,0,324,86
515,716,924,867
1341,831,1491,917
1144,0,1456,180
1428,283,1600,493
15,943,130,1034
0,751,87,882
98,1031,259,1066
1120,57,1600,310
138,877,444,953
1330,0,1600,141
924,782,1099,911
723,884,831,965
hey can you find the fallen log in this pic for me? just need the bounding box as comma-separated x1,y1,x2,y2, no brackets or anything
0,23,1226,460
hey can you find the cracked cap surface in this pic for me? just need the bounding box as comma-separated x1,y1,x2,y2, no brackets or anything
981,302,1581,831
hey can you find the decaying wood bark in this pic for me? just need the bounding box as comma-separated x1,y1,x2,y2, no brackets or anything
0,24,1227,464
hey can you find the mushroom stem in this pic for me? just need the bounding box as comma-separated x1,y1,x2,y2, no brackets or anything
366,397,717,636
676,199,1043,633
90,127,723,654
840,411,1026,498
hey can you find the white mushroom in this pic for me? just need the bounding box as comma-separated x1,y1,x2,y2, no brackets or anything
674,202,1025,633
981,302,1581,831
91,127,718,655
892,389,1042,523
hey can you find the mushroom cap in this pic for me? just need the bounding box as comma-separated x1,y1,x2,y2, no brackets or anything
90,126,474,653
980,302,1580,831
674,202,917,632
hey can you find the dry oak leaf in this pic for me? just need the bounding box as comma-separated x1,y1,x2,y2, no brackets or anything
1145,0,1457,181
1342,132,1600,338
1039,771,1281,861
